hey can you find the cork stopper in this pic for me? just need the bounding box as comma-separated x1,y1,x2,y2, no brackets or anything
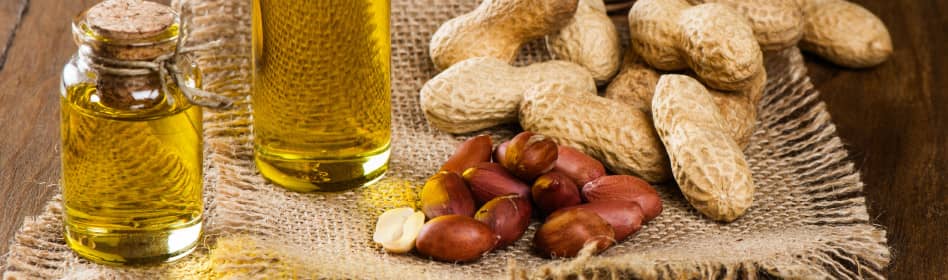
78,0,179,61
86,0,175,41
76,0,182,109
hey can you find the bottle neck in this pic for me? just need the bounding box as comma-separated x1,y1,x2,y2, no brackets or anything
63,0,227,114
70,10,183,108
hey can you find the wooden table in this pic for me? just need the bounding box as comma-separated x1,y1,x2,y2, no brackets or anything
1,0,944,278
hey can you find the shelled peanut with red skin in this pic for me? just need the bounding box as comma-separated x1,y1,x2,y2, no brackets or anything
552,145,606,187
499,132,559,181
420,171,476,219
462,162,531,205
583,175,663,222
563,201,645,241
475,195,533,248
532,172,582,216
415,215,499,262
439,135,493,175
534,208,615,258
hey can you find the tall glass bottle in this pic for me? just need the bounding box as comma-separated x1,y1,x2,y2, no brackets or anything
251,0,392,192
60,0,203,265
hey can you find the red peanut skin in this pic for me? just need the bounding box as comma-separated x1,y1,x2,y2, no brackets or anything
440,135,493,174
552,145,607,187
564,201,644,241
582,175,663,222
462,162,531,205
421,171,476,219
493,141,509,164
475,195,533,248
534,208,615,258
531,172,582,215
503,132,558,181
416,215,499,262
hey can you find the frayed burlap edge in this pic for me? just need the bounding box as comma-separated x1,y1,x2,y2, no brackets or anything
3,0,889,279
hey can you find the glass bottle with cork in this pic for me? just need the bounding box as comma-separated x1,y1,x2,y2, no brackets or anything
251,0,392,192
60,0,220,265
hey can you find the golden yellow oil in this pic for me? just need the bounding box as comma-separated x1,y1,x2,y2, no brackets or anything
251,0,392,192
60,82,203,265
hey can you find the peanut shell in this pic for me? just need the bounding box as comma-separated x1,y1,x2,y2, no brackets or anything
796,0,892,68
520,84,672,183
420,57,596,134
688,0,804,51
429,0,579,70
629,0,763,91
651,75,755,222
546,0,621,84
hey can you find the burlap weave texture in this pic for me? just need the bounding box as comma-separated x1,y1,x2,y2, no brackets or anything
2,0,889,279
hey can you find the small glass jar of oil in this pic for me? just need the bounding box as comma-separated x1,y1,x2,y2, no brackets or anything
251,0,392,192
60,0,203,265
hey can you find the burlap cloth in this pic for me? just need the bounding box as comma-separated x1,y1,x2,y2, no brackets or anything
2,0,890,279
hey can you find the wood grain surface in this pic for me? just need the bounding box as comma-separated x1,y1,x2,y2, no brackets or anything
0,0,944,278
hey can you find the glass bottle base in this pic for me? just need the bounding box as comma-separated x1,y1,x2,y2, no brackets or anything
254,146,390,192
64,217,202,266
